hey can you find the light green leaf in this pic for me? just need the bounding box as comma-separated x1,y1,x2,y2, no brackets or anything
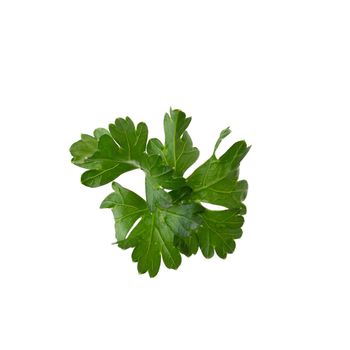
213,126,231,154
70,117,148,187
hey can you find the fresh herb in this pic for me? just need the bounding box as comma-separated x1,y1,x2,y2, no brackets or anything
70,109,250,277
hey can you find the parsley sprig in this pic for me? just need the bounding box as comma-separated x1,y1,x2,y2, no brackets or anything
70,109,250,277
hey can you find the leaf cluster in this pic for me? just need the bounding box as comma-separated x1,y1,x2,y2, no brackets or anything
70,109,250,277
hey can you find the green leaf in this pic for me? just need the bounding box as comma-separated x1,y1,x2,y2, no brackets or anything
119,201,203,277
141,153,186,190
213,126,231,154
196,209,244,259
145,175,173,211
100,182,147,241
159,203,203,237
119,213,182,277
70,117,148,187
168,186,193,204
147,109,199,176
191,175,248,210
175,208,244,259
102,179,202,277
174,233,199,257
187,129,250,209
108,117,148,162
69,129,109,167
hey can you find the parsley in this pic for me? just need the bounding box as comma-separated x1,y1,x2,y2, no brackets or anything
70,109,250,277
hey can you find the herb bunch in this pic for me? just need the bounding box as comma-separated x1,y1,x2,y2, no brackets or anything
70,109,250,277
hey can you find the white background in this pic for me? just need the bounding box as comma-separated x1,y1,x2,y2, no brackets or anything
1,1,349,349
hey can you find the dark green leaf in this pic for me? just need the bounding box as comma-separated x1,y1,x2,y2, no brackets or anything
176,208,246,259
196,209,244,259
103,180,202,277
141,153,186,190
174,234,199,257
